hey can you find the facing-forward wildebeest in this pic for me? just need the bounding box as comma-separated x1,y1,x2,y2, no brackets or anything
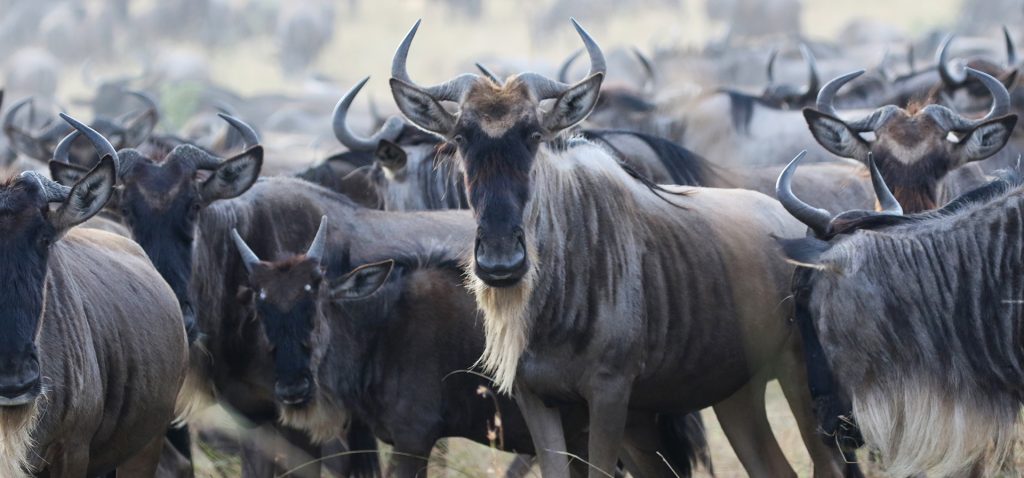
0,156,189,476
55,116,382,478
776,152,1024,477
804,67,1017,212
389,18,855,477
230,216,713,477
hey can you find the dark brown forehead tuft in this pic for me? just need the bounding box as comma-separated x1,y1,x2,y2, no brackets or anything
462,78,537,136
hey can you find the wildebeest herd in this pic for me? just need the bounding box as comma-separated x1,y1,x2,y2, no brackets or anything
2,2,1024,477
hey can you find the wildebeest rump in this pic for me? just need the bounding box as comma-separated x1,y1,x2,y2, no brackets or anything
777,152,1024,477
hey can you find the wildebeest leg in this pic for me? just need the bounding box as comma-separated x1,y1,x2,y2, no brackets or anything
618,411,678,477
514,385,570,478
585,381,631,478
116,434,166,477
49,448,90,477
503,454,535,478
388,443,432,478
155,437,195,477
276,424,323,477
713,377,796,478
775,337,856,478
240,427,278,478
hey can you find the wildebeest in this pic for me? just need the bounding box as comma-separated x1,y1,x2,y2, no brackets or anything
804,67,1017,212
776,151,1024,477
388,18,854,477
53,114,382,477
4,90,159,166
230,216,713,477
0,155,189,476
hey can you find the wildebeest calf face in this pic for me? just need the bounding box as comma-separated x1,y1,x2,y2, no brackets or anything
0,157,114,406
231,218,394,408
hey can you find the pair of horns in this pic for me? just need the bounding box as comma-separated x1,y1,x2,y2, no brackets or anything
56,111,259,173
392,18,605,104
776,151,902,236
232,216,329,273
816,67,1009,133
937,26,1017,87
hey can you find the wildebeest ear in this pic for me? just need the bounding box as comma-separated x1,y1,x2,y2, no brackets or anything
543,74,604,133
51,155,116,232
199,146,263,205
374,139,408,172
803,109,870,162
957,115,1017,165
777,237,835,271
49,160,91,186
330,260,395,301
390,78,455,136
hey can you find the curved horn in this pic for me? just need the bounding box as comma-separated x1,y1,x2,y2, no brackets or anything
815,70,864,117
776,151,833,235
20,170,70,203
305,216,328,263
230,228,261,273
632,47,656,94
924,67,1012,132
59,113,118,163
867,154,902,215
475,63,503,85
1005,26,1017,66
126,90,158,116
2,97,32,135
799,43,820,99
519,18,607,100
937,34,967,87
333,77,405,152
53,130,81,164
557,49,584,83
391,20,480,102
967,66,1011,120
766,48,779,84
217,113,260,149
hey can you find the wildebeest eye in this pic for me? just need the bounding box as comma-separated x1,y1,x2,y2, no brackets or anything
258,290,267,301
529,132,543,143
453,134,466,146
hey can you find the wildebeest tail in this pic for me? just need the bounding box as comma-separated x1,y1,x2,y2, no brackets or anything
657,412,713,477
347,417,381,478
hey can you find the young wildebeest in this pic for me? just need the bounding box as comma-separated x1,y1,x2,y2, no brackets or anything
54,116,380,478
230,217,712,477
804,67,1017,212
776,152,1024,477
0,157,189,476
389,19,854,477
